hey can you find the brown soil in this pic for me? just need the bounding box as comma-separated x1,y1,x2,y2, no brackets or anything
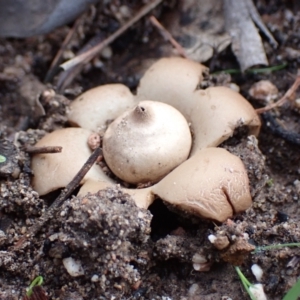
1,1,300,299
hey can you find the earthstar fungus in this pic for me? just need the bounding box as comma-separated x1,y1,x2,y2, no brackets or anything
31,57,261,222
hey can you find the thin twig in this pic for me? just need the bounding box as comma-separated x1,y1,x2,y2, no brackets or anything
256,72,300,114
149,15,187,58
57,34,104,92
13,147,101,250
60,0,164,71
24,145,62,154
44,16,83,82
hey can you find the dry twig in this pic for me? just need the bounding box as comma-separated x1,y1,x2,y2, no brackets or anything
149,15,187,58
60,0,164,71
224,0,272,71
245,0,278,47
57,34,104,92
44,16,83,83
24,145,62,154
256,71,300,114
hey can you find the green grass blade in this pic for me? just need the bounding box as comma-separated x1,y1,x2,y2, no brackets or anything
212,63,287,75
282,278,300,300
254,243,300,253
246,63,287,74
235,266,257,300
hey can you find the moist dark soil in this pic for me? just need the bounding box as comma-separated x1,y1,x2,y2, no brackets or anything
1,1,300,299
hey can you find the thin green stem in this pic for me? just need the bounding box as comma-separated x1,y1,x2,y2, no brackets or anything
254,243,300,253
235,267,257,300
26,276,44,297
235,266,252,286
247,63,287,74
212,63,287,75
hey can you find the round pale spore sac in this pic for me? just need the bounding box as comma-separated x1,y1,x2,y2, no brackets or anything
102,100,192,184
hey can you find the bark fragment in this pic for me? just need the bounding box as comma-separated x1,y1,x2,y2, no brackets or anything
224,0,277,71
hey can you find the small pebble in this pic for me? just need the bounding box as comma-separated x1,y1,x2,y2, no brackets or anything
208,234,217,243
249,80,278,103
188,283,200,296
249,284,267,300
62,257,84,277
91,274,99,282
251,264,264,281
192,253,207,264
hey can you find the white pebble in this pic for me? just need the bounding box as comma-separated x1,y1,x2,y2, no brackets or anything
48,233,58,241
101,46,112,59
91,274,99,282
243,232,249,240
208,234,217,243
188,283,200,296
249,284,267,300
62,257,84,277
228,83,240,93
192,253,207,264
251,264,264,281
